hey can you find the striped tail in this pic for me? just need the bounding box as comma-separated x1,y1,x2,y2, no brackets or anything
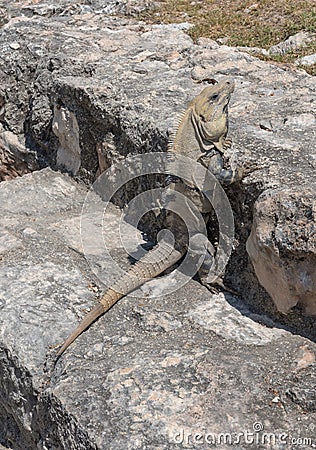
56,240,183,358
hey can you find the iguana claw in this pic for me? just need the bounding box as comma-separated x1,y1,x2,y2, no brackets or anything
200,276,240,296
237,161,266,180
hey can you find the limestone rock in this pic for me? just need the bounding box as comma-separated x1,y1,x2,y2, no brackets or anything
0,129,38,180
246,186,316,315
0,7,8,27
269,31,316,55
0,0,314,330
0,169,315,449
236,45,269,56
0,1,316,448
296,53,316,67
52,105,81,175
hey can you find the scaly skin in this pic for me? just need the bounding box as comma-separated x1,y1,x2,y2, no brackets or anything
56,79,235,359
56,240,182,357
169,79,234,156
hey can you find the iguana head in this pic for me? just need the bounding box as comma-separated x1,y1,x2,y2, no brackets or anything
190,78,235,152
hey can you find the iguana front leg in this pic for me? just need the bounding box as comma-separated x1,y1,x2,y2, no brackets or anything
217,135,232,153
207,154,238,185
207,154,261,185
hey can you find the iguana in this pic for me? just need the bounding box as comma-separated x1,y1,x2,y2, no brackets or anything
56,78,245,359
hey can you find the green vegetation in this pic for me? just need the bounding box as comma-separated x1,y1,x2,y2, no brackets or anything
140,0,316,75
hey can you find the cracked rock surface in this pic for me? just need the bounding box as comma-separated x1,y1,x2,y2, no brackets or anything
0,169,315,449
247,185,316,316
0,1,315,448
0,0,315,320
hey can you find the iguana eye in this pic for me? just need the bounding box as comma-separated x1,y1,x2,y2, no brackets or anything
210,94,218,102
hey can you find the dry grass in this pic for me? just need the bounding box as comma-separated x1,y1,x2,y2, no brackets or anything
140,0,316,74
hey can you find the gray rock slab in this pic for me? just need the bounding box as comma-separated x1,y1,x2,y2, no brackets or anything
0,2,314,188
0,228,22,254
0,168,315,450
0,3,315,449
296,53,316,67
247,185,316,315
1,2,314,327
269,31,316,56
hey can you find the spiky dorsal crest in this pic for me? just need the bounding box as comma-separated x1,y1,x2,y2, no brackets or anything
167,108,188,151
